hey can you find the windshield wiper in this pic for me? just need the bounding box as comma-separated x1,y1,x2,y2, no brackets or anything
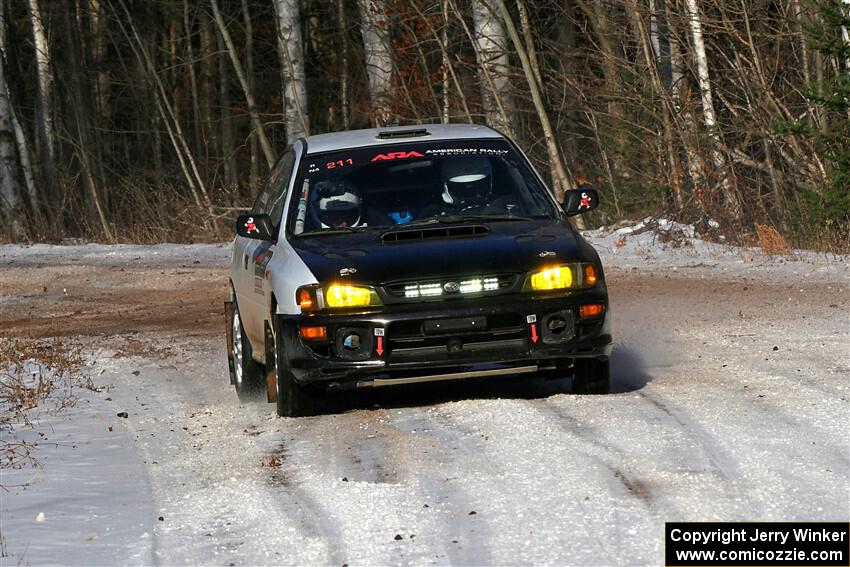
403,213,534,226
299,226,368,236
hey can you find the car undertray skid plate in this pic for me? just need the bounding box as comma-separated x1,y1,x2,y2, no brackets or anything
355,364,538,388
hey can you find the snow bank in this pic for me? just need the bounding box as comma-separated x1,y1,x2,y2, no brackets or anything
584,218,849,284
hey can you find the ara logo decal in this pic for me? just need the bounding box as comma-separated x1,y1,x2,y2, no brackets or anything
370,150,424,162
578,192,592,210
244,217,259,235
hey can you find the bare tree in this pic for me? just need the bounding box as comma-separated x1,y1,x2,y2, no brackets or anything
0,26,21,231
274,0,309,140
683,0,742,219
26,0,58,204
496,0,574,211
359,0,393,126
210,0,275,168
471,0,513,133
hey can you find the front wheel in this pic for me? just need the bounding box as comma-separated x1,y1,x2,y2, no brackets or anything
572,358,610,395
229,296,265,401
272,317,316,417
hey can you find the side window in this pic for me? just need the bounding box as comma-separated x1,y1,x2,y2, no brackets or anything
252,150,295,226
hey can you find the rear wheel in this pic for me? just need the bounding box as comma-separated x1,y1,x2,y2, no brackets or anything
572,357,610,395
230,297,265,401
272,317,316,417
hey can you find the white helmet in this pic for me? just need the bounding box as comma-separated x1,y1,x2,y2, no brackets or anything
315,180,362,228
441,156,493,207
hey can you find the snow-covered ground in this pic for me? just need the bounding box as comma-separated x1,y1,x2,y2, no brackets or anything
1,225,848,565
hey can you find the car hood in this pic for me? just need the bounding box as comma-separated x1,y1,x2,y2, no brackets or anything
290,220,598,284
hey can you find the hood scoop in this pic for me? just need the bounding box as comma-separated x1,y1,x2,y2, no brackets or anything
382,224,489,244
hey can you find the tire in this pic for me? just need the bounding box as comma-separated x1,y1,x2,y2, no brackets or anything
229,295,265,401
272,316,316,417
572,357,610,395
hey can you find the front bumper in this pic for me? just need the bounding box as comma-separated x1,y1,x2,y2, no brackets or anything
279,291,612,387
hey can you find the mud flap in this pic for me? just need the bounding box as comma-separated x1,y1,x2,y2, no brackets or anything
264,320,278,403
224,301,236,385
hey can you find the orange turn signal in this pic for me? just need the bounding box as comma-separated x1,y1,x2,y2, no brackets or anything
583,264,598,286
579,303,605,319
299,326,327,340
297,287,316,312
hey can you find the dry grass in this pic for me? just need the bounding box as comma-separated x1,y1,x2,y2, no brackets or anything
0,338,96,472
755,223,791,255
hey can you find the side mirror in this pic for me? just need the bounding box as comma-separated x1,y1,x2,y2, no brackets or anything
235,214,275,241
561,187,600,216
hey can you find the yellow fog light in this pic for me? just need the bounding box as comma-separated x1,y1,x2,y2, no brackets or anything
324,284,379,308
530,266,574,290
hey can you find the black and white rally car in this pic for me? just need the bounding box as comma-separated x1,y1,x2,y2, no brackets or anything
226,124,611,417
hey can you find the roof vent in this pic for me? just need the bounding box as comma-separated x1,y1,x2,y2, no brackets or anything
376,128,430,140
382,225,488,243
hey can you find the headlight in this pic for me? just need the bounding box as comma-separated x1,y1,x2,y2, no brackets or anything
528,263,599,291
531,266,573,290
323,284,381,308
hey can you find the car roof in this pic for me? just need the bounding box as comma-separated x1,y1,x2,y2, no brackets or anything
301,123,505,155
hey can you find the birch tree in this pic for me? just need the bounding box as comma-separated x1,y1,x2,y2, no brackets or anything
683,0,742,219
470,0,512,133
274,0,309,141
359,0,393,126
26,0,58,204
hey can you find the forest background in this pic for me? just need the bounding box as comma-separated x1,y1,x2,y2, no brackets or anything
0,0,847,250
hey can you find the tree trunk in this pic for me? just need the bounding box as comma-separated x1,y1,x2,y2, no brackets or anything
467,0,513,134
496,0,576,220
683,0,742,220
199,16,217,168
273,0,310,140
113,0,211,212
216,26,237,190
26,0,59,206
183,0,204,164
409,0,473,122
0,34,21,232
358,0,393,126
59,0,113,240
210,0,275,168
337,0,350,130
241,0,259,191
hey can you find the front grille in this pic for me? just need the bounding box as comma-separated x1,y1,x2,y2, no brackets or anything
384,274,516,301
386,313,527,362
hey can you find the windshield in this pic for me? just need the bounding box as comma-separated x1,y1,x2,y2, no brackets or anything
289,139,558,235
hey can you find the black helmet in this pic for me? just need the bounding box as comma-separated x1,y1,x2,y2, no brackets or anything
315,179,362,228
441,156,493,207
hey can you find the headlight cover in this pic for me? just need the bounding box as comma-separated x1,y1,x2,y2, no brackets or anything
527,264,599,291
323,284,382,308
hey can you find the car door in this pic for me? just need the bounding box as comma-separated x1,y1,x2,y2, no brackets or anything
240,149,296,349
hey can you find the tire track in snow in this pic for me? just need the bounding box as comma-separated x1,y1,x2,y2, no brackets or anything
427,400,631,565
264,407,492,565
633,389,765,517
387,409,495,567
533,400,680,517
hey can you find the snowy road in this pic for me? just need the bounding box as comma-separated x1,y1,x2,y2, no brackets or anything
1,236,848,565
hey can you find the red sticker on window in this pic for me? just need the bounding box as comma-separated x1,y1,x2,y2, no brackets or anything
371,150,424,162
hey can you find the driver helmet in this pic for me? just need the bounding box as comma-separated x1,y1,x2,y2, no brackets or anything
441,156,493,207
315,179,363,228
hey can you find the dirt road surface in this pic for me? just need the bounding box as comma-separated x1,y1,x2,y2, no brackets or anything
1,242,848,565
